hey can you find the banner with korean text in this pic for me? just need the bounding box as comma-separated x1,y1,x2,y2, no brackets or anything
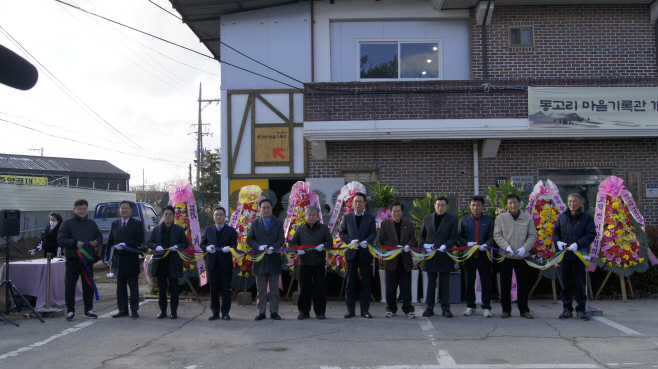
528,87,658,128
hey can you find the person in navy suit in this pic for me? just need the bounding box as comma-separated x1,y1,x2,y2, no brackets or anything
339,192,377,319
201,207,238,321
107,201,144,318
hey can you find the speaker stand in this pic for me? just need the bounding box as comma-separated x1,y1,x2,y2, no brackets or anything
2,236,44,324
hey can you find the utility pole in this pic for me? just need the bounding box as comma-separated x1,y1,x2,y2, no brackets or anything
191,83,219,192
143,168,145,191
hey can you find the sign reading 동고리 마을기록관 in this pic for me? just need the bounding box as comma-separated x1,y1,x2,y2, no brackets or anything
0,175,47,185
528,87,658,128
255,127,289,163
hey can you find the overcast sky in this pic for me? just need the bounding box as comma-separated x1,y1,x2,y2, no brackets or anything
0,0,222,188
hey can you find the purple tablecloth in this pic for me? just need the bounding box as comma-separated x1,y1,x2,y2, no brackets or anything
1,258,82,309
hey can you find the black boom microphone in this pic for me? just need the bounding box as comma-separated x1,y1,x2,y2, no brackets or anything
0,43,38,90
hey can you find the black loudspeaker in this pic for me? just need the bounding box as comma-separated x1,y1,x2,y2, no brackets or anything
0,209,20,237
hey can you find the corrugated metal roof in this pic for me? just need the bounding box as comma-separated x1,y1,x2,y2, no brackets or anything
0,153,129,176
440,0,653,9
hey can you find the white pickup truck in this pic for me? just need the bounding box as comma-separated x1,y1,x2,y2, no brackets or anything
93,201,160,247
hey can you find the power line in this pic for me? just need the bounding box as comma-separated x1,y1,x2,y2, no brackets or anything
136,41,221,77
54,0,303,90
0,25,161,161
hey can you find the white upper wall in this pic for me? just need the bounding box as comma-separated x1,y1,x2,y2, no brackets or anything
314,0,469,82
330,19,470,82
220,2,311,90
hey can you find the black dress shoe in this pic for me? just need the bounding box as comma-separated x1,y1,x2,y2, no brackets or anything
131,311,139,318
209,314,220,321
344,311,356,319
112,311,128,318
221,314,231,321
298,313,310,320
157,311,167,319
361,311,373,319
316,313,326,320
170,313,178,319
422,309,434,317
442,310,454,318
271,313,282,320
254,314,266,321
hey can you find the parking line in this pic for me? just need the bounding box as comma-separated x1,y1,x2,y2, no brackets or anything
593,316,643,336
0,300,151,361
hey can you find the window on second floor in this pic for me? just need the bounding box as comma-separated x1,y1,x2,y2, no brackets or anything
509,27,533,47
359,40,442,80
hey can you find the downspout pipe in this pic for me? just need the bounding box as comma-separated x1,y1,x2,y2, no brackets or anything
311,0,315,82
482,0,493,79
473,141,480,195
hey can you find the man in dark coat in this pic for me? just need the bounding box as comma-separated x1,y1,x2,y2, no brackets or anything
419,196,459,318
553,193,596,321
201,206,237,321
57,199,103,321
289,205,333,320
458,195,495,318
379,202,417,318
247,199,285,321
147,205,190,320
339,192,377,319
107,200,144,318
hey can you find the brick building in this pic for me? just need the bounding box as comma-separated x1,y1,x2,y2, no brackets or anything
171,0,658,224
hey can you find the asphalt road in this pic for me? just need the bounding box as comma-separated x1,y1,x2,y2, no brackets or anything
1,281,657,369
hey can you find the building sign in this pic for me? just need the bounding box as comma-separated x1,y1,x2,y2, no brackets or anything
0,175,48,186
511,176,534,190
528,87,658,128
646,184,658,198
254,127,289,163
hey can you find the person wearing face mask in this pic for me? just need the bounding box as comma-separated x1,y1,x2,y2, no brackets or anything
38,212,63,258
493,194,538,319
147,205,190,320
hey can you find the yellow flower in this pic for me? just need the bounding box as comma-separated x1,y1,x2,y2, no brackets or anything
604,231,611,237
244,272,250,278
607,224,615,229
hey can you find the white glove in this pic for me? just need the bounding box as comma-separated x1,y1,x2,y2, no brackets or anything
396,245,403,248
29,249,36,255
403,245,410,253
516,247,526,258
36,242,43,251
114,244,124,251
169,245,178,250
568,243,578,252
556,241,566,251
506,246,514,253
155,246,164,252
438,245,447,252
206,245,216,253
258,245,267,251
360,241,368,249
222,246,231,253
298,249,306,255
350,239,359,245
467,242,476,246
267,247,274,255
424,243,433,250
315,244,325,252
479,244,487,251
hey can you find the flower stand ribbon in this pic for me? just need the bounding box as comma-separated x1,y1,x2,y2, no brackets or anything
327,181,366,234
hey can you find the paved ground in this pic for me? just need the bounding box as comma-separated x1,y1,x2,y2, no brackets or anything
1,278,657,369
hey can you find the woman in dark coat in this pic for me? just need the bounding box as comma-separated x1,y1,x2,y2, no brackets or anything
40,212,63,257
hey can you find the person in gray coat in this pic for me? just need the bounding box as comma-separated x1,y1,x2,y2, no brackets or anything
147,205,190,320
247,199,285,321
339,192,377,319
419,196,459,318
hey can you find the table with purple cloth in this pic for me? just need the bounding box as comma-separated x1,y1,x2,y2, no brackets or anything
1,258,82,309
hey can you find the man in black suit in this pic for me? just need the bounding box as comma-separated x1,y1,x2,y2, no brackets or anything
247,199,285,321
147,205,190,319
201,206,237,321
339,192,377,319
419,196,459,318
108,201,144,318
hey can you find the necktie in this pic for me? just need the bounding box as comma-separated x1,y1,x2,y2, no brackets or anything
121,221,126,233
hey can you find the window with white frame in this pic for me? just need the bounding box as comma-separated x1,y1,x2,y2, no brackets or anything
358,40,441,80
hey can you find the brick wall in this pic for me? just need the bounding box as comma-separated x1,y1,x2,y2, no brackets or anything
307,138,658,225
470,5,657,79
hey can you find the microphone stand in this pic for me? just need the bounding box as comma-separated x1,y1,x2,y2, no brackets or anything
1,235,44,325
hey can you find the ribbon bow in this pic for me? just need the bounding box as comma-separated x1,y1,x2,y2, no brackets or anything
599,176,625,198
169,180,194,204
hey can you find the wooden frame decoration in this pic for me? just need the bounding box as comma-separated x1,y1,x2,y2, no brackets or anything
227,89,307,179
